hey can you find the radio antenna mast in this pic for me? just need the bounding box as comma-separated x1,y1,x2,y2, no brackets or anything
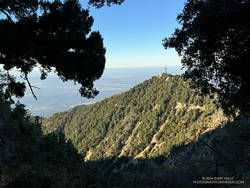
164,65,168,73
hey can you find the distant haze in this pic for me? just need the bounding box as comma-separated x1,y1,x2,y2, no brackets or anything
17,66,183,117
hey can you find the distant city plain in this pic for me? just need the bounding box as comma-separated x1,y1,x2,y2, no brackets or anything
18,66,183,117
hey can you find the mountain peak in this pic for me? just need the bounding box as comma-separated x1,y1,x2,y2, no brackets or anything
43,74,227,160
42,74,250,187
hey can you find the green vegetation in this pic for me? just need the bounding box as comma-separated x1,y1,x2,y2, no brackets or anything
0,101,88,187
2,74,249,187
1,0,249,186
43,74,225,161
42,74,250,187
164,0,250,116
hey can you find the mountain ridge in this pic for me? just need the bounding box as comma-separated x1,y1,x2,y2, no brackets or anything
42,73,228,161
42,73,250,187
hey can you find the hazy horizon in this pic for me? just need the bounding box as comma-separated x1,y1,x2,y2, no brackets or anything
81,0,185,68
16,66,183,117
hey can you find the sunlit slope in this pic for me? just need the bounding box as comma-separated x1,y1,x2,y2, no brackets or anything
43,73,227,161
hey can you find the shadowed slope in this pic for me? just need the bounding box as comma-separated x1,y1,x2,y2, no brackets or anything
41,74,250,187
43,74,227,160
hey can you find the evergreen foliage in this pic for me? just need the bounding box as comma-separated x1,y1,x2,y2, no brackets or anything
0,96,88,187
1,75,249,187
43,74,223,160
164,0,250,117
43,74,250,187
0,0,115,102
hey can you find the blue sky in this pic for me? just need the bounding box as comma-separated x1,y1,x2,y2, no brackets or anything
83,0,186,68
2,0,186,69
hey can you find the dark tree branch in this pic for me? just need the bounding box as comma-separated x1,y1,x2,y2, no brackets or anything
31,86,40,89
0,0,106,99
24,74,37,100
0,10,14,22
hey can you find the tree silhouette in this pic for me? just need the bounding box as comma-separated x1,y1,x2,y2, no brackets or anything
164,0,250,117
0,0,124,103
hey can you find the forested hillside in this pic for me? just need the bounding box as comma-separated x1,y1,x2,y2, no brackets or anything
42,74,250,187
0,102,89,187
1,74,249,187
2,0,250,187
43,74,227,160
